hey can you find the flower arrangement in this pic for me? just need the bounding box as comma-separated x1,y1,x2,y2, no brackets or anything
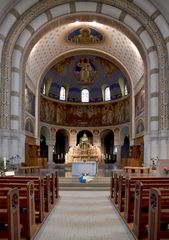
0,158,10,170
0,155,21,172
163,167,169,174
150,156,159,170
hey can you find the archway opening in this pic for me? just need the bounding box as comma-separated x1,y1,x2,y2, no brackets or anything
101,130,116,163
40,126,49,160
40,135,48,158
54,129,69,163
77,130,93,145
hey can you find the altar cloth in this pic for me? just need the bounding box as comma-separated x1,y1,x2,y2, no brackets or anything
72,161,97,176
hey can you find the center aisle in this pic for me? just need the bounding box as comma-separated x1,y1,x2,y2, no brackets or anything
34,191,134,240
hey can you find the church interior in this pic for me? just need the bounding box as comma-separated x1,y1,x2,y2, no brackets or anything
0,0,169,239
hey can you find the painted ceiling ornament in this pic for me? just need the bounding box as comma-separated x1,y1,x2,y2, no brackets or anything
68,27,103,44
52,57,73,76
74,57,96,84
98,57,117,75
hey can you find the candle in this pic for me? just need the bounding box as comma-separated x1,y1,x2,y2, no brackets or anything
3,157,6,169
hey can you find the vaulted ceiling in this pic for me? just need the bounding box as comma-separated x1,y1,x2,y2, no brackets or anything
26,19,144,88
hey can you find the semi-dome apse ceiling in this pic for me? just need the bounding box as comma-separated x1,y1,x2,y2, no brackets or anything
41,54,130,103
26,19,144,93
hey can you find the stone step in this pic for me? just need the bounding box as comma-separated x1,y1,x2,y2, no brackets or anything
60,186,110,191
60,183,109,187
59,176,110,191
59,177,110,183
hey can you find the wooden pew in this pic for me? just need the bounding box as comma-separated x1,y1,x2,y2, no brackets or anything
117,175,126,212
0,181,36,240
133,181,169,239
117,175,147,214
124,176,169,223
54,170,59,199
110,171,124,205
149,188,169,240
0,176,45,223
0,171,59,217
0,187,20,240
35,170,59,205
43,174,51,212
124,166,150,174
49,172,58,204
18,166,40,174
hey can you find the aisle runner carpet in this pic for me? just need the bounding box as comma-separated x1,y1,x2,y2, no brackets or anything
35,191,134,240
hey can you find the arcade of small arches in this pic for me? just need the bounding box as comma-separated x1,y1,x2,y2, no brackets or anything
37,127,131,165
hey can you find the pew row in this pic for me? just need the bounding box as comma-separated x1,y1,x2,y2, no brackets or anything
0,171,59,240
149,188,169,240
133,181,169,239
0,181,36,240
0,187,20,240
0,176,44,223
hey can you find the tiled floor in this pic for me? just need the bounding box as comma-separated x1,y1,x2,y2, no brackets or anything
34,191,135,240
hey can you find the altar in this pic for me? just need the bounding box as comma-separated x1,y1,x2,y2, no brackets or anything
66,133,104,163
72,161,97,176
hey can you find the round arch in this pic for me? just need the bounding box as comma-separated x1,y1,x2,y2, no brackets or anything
77,130,93,145
100,129,115,163
54,128,69,163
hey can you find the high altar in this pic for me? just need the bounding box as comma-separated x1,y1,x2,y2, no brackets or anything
65,133,104,163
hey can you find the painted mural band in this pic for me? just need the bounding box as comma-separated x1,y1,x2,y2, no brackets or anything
40,96,130,127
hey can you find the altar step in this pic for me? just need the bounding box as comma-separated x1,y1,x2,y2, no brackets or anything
59,177,110,191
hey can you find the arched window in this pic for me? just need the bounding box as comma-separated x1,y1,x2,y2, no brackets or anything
81,89,89,102
60,86,66,100
105,87,111,101
42,84,46,95
124,85,128,96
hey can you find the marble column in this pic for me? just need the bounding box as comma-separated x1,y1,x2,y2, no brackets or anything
47,143,54,164
116,145,121,165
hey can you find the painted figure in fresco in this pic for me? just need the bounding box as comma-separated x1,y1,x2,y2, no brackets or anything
25,87,35,115
77,57,96,83
40,99,46,121
71,28,101,44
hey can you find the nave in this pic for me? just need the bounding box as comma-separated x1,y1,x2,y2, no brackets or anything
34,191,134,240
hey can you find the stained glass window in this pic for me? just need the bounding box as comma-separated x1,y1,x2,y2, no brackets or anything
81,89,89,102
105,87,111,101
60,86,66,100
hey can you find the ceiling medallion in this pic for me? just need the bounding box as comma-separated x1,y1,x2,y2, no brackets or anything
68,27,103,44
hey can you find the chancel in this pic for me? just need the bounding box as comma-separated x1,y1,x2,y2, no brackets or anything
66,132,103,163
0,0,169,239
